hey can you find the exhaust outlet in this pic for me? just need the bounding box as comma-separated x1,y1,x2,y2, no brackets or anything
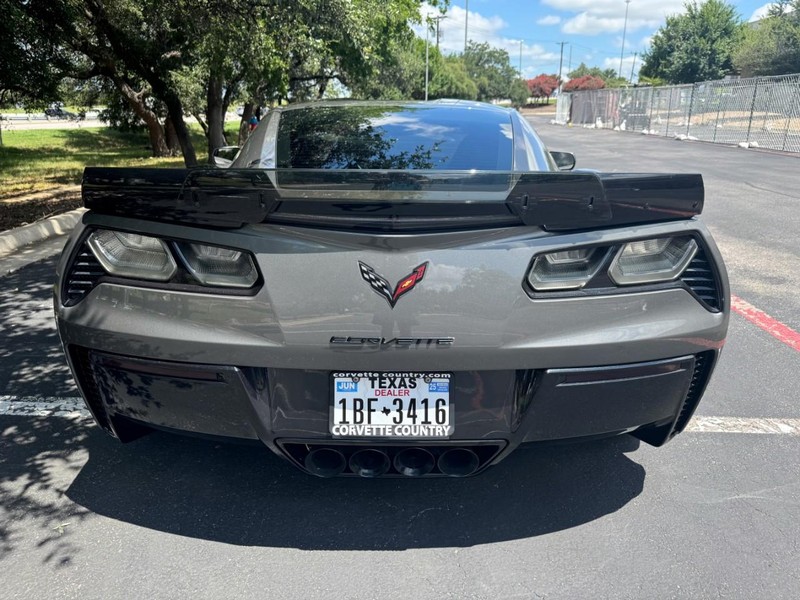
393,448,435,477
438,448,480,477
349,449,390,477
304,448,346,478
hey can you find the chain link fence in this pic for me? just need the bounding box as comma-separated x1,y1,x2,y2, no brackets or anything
555,74,800,153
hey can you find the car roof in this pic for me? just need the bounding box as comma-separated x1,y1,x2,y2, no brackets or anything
275,99,515,117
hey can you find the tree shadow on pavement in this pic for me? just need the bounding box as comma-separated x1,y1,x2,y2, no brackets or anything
0,416,93,568
0,258,77,396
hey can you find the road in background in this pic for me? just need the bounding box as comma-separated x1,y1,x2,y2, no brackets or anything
1,123,798,599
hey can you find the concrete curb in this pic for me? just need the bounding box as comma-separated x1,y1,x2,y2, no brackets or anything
0,208,86,259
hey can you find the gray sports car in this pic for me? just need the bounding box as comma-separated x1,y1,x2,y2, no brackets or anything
54,100,729,477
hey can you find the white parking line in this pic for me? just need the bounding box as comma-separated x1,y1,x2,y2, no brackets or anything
685,416,800,435
1,396,799,436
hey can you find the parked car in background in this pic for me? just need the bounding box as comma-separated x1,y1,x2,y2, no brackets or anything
45,104,80,120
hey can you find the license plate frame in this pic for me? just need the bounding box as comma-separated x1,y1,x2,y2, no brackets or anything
330,371,453,438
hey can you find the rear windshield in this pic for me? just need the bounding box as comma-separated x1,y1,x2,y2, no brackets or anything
275,104,514,170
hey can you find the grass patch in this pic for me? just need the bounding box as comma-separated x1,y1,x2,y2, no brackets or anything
0,124,240,199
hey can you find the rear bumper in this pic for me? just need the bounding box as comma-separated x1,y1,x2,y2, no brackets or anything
64,345,716,476
55,216,729,476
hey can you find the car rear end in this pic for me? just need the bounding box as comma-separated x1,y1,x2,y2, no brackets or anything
54,102,729,477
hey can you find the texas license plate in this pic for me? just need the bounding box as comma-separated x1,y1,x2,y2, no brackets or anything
330,372,452,438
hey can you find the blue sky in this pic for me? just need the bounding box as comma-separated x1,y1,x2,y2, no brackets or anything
418,1,773,81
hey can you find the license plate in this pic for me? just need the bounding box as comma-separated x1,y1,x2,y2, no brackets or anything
331,372,452,438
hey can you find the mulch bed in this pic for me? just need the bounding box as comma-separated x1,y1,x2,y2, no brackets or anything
0,192,83,232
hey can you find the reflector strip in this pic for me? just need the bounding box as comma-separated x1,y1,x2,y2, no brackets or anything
731,295,800,353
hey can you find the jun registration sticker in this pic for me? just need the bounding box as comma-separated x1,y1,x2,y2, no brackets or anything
330,372,453,438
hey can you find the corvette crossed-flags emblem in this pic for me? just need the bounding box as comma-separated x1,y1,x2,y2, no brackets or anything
357,261,428,308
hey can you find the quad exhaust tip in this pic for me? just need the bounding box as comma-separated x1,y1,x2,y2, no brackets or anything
393,447,436,477
286,442,500,477
304,448,346,478
437,448,480,477
349,449,391,477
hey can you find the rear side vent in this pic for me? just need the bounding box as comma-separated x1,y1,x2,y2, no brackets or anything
512,369,540,431
633,350,717,446
63,244,105,306
680,247,721,311
68,345,113,435
671,351,715,438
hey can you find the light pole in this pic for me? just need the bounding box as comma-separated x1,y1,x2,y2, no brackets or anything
464,0,469,52
619,0,631,77
557,41,567,91
425,18,430,101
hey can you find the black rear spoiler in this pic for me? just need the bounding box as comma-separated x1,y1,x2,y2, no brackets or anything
82,168,703,231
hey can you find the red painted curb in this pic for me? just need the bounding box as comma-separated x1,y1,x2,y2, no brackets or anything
731,295,800,353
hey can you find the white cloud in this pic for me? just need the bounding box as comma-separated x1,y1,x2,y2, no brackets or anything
750,2,794,21
542,0,686,35
537,15,562,26
602,56,638,80
414,3,565,73
562,13,662,35
416,4,506,54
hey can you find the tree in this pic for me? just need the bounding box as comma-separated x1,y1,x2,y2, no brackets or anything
567,63,618,81
734,1,800,77
3,0,444,164
566,63,628,88
526,74,560,103
462,41,518,101
563,75,606,92
509,79,530,107
639,0,743,84
0,2,66,107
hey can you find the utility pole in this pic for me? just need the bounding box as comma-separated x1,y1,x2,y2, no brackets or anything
464,0,469,53
425,18,430,101
433,14,446,49
619,0,632,77
630,52,637,84
431,14,446,50
567,44,573,73
557,41,567,89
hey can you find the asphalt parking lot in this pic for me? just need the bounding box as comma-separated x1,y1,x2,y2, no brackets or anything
1,119,798,599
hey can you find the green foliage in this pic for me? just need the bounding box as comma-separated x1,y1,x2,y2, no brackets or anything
349,35,477,101
604,77,631,88
0,123,237,197
509,79,530,107
639,0,743,84
637,75,667,87
0,127,183,197
567,63,619,81
431,55,479,100
2,0,446,164
462,42,519,101
734,1,800,77
0,2,80,107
